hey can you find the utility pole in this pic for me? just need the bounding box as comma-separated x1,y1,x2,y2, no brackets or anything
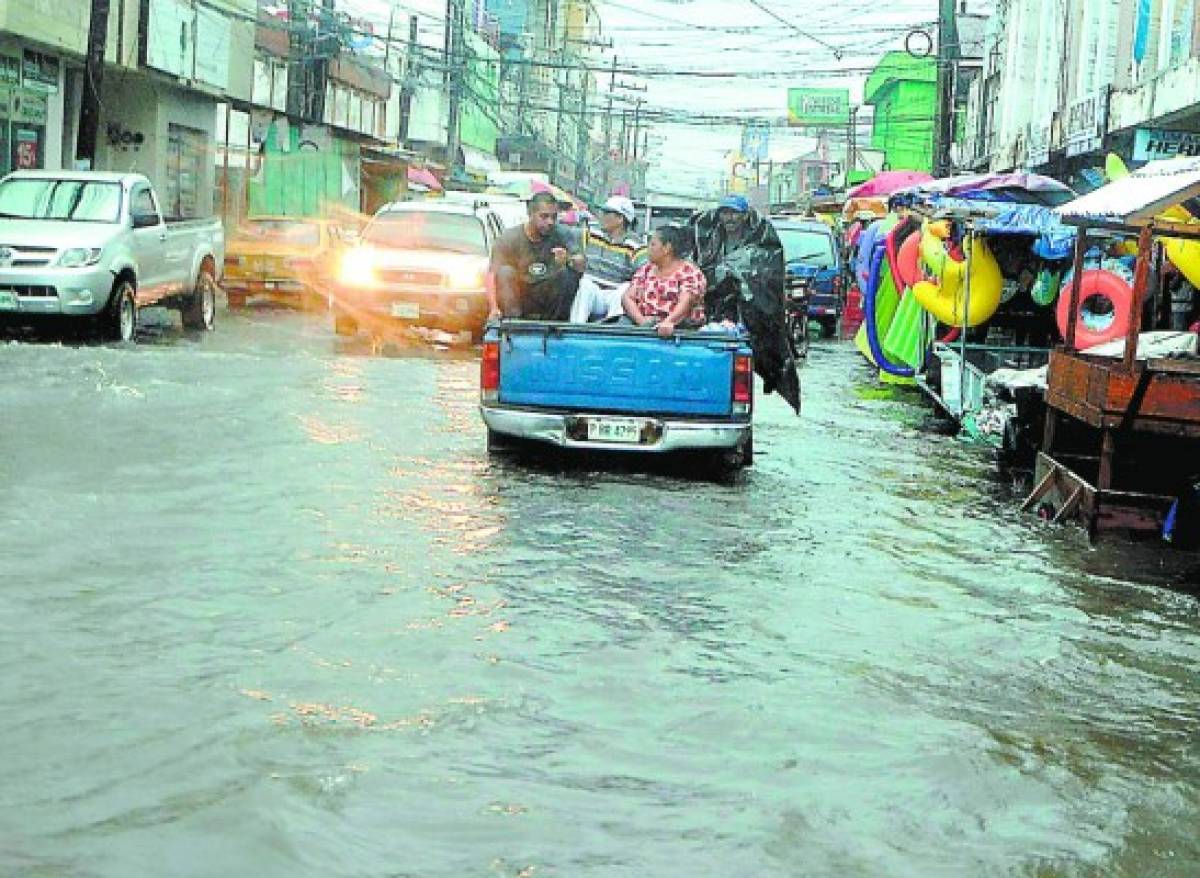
631,98,643,161
445,0,463,178
603,55,617,152
575,69,589,190
934,0,960,176
554,68,568,183
76,0,111,167
847,104,858,184
398,14,418,147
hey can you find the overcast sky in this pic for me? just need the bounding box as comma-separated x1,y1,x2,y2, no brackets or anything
335,0,992,196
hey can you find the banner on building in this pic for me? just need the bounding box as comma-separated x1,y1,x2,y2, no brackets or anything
1026,119,1053,168
787,88,850,127
1133,128,1200,161
741,124,770,162
1065,87,1109,158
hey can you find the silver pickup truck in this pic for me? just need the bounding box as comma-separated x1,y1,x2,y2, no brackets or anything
0,170,223,341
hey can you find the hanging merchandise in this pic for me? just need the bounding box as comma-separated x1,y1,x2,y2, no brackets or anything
1031,269,1062,306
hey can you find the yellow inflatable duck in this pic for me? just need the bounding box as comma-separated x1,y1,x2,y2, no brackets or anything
911,220,1004,327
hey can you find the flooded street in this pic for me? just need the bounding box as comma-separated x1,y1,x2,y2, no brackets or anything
2,305,1198,877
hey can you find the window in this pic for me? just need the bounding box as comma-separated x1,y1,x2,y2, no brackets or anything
235,219,321,246
131,187,159,222
778,228,836,269
0,178,122,222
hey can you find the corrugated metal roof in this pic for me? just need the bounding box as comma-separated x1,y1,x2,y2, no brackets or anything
1057,157,1200,225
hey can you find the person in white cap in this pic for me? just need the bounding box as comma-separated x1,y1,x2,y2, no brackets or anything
568,195,648,323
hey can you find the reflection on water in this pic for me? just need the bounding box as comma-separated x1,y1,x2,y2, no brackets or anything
0,314,1197,876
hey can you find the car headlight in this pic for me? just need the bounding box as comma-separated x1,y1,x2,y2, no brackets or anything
448,265,487,290
58,247,103,268
338,249,379,288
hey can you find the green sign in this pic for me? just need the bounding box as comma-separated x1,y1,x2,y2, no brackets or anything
787,88,850,126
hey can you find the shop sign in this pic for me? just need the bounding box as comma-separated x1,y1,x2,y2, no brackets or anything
1133,128,1200,161
11,90,48,126
1026,118,1053,167
1065,86,1109,157
21,50,59,93
0,55,19,86
787,88,850,126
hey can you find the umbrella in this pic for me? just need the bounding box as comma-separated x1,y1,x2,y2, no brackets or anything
847,170,935,199
530,180,585,210
900,172,1075,206
407,166,443,192
841,196,888,221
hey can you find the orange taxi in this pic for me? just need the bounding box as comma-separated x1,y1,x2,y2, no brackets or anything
223,217,348,310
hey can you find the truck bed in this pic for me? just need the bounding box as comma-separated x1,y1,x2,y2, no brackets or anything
494,321,745,417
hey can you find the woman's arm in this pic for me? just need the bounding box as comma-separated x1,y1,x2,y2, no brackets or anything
623,271,652,325
656,288,693,337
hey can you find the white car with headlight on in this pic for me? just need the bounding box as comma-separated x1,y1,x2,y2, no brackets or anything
331,200,504,341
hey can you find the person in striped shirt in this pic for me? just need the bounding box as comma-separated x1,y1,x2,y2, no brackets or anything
568,196,648,323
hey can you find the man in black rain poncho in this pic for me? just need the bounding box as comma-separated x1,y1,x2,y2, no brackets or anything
686,195,801,414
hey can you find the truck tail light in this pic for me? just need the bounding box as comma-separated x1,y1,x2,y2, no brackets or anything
481,340,500,401
732,354,753,414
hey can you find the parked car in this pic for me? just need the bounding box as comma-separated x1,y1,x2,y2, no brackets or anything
0,170,223,341
480,321,756,475
223,216,348,310
331,200,504,341
443,190,528,229
775,218,842,337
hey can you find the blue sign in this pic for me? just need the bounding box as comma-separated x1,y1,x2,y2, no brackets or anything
741,124,770,162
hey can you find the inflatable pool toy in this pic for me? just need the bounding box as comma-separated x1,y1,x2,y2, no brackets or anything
911,223,1003,327
1165,237,1200,289
1032,269,1061,306
893,226,924,291
857,237,916,378
1055,269,1133,349
883,288,933,371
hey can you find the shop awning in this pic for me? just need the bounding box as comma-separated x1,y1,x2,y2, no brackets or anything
1057,157,1200,226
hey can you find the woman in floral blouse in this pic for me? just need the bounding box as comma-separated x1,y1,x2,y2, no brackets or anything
622,225,707,338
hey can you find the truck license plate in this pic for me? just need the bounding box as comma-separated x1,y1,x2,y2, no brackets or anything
586,418,643,444
391,301,420,319
0,290,17,311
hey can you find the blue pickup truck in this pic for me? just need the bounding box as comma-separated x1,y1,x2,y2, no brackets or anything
479,320,755,474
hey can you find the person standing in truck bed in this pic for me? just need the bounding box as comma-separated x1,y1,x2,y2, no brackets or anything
488,191,583,321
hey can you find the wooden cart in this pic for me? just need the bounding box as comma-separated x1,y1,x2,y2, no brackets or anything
1024,159,1200,539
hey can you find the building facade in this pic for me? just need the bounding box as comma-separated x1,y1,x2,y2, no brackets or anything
960,0,1200,188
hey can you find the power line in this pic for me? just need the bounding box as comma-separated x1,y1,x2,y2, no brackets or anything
743,0,845,59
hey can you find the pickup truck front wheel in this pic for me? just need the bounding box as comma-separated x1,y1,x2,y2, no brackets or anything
182,268,216,331
102,280,137,343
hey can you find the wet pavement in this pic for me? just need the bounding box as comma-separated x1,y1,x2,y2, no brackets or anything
1,301,1198,876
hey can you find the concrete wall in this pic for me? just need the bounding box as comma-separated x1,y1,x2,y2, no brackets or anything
0,0,87,56
96,72,217,217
